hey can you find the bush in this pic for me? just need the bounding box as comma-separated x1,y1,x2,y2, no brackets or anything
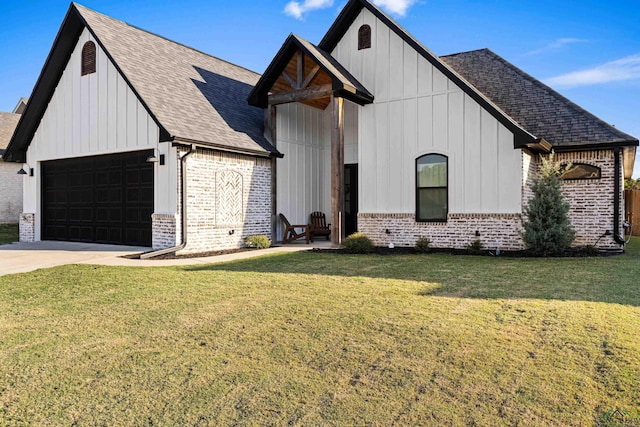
343,232,374,254
415,236,431,253
465,238,483,255
245,235,271,249
523,152,575,256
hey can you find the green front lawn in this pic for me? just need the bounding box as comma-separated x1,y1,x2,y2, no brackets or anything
0,223,18,245
1,240,640,425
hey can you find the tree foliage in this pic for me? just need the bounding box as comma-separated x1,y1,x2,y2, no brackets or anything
625,178,640,190
523,153,575,255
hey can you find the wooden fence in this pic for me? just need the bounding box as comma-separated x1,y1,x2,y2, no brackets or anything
625,190,640,237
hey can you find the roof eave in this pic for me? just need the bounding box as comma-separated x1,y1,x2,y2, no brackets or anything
3,3,82,163
550,139,639,152
172,137,283,158
248,34,299,108
318,0,363,52
524,138,552,154
333,88,373,106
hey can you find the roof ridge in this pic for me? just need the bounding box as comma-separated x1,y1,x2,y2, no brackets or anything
481,49,636,142
73,3,261,77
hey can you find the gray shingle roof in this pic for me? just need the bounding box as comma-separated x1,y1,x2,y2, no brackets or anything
0,113,20,153
442,48,638,147
75,4,277,156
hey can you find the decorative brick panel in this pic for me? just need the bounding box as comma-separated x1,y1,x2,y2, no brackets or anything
358,213,524,251
175,148,272,254
19,213,35,242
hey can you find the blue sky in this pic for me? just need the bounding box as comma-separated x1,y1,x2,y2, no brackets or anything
1,0,639,175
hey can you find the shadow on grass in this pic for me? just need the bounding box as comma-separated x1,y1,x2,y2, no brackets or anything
181,239,640,307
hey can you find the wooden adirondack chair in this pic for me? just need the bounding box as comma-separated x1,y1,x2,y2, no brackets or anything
310,211,331,241
279,213,310,244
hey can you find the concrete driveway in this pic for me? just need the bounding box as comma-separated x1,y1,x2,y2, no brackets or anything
0,241,149,276
0,240,332,276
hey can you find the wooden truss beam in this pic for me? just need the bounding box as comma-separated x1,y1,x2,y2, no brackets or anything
281,71,298,90
281,53,322,91
300,65,320,90
268,84,332,106
297,51,304,89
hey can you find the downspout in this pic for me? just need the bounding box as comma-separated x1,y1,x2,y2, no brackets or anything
140,145,195,259
613,146,626,245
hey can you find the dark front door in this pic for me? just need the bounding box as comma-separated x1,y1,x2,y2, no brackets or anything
41,150,154,246
344,164,358,236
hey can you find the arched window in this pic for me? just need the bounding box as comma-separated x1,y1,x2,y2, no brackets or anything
81,41,96,76
416,154,448,221
560,163,601,180
358,25,371,50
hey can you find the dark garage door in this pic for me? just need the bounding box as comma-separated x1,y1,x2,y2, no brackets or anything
42,150,154,246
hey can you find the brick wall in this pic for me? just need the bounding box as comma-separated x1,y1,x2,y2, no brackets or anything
0,163,23,223
152,213,177,249
175,148,272,254
529,150,622,249
358,213,524,250
19,213,34,242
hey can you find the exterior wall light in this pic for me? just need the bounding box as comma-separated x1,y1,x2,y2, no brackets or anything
17,165,33,176
146,153,165,165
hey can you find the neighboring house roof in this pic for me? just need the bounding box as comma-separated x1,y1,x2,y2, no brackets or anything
318,0,538,148
248,34,374,109
5,3,279,163
0,112,21,157
442,49,638,149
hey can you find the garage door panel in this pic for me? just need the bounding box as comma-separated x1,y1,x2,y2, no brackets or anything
68,226,93,241
126,188,139,203
140,187,153,203
42,150,153,246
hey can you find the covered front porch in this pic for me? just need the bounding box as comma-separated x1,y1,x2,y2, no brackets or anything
248,34,373,245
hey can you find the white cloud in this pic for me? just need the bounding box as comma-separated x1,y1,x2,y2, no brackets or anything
526,38,589,56
372,0,417,16
284,0,334,20
545,54,640,88
283,0,417,19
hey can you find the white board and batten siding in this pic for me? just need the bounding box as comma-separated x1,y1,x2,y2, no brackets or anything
275,100,358,237
331,7,522,215
23,28,177,238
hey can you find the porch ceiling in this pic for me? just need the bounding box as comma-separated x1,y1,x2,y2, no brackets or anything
272,51,333,109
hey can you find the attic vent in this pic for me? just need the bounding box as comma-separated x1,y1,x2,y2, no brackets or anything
81,41,96,76
358,25,371,50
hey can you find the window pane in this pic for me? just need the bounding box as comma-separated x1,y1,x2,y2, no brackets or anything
418,188,447,221
417,155,447,187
